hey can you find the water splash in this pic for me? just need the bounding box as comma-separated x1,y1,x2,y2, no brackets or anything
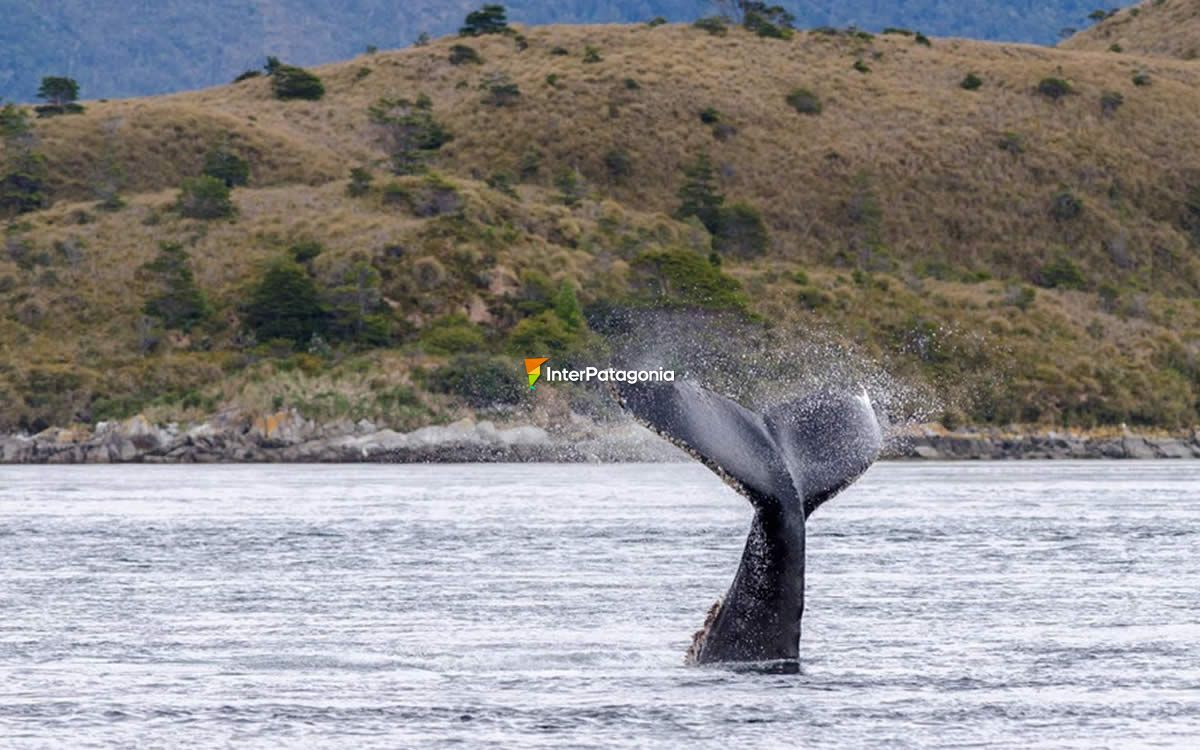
598,309,943,452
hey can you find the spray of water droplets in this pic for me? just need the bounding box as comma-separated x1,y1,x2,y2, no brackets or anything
599,309,946,452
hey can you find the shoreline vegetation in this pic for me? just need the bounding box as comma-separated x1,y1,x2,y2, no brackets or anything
4,412,1198,464
3,7,1200,442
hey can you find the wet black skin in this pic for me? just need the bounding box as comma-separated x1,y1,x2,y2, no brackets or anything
616,381,884,667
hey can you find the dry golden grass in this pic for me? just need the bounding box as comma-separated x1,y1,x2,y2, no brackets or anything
14,23,1200,292
3,23,1200,430
1062,0,1200,59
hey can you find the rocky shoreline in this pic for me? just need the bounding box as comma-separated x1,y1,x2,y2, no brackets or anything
0,411,678,465
2,412,1199,464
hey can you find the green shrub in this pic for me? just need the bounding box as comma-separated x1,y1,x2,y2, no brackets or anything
420,313,486,354
1097,282,1120,312
675,152,723,232
853,59,871,74
431,354,523,407
1099,91,1124,116
713,202,770,258
961,72,983,90
882,27,914,36
623,78,641,90
385,174,463,217
583,46,602,64
693,17,728,36
797,287,831,309
555,168,586,207
516,269,555,314
744,6,795,39
482,75,521,107
647,16,667,27
712,122,738,141
233,70,263,83
915,32,932,46
1037,255,1086,290
459,4,510,36
518,149,542,180
290,240,324,264
699,107,721,124
603,148,633,182
553,281,586,333
998,131,1026,155
1050,190,1083,221
449,44,483,65
631,247,747,311
506,311,576,355
0,151,49,216
368,97,453,174
786,88,823,115
347,167,374,196
326,260,390,345
486,171,517,197
1132,71,1151,87
202,145,251,187
141,242,210,331
243,261,329,344
175,175,235,219
271,65,325,100
1036,77,1074,100
1181,185,1200,243
549,46,570,56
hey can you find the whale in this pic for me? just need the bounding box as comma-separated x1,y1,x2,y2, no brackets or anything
616,380,884,668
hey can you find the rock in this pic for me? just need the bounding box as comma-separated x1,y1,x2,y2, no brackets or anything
249,410,313,447
1,436,34,463
912,445,942,459
355,418,377,435
1121,437,1156,460
114,414,168,452
1153,439,1194,459
107,437,139,462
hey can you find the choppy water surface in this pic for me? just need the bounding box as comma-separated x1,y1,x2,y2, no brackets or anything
1,462,1197,748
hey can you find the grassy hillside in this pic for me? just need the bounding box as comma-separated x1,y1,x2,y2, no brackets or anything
0,1,1105,101
1062,0,1200,58
3,21,1200,433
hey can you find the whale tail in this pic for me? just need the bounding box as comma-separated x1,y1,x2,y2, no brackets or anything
616,379,884,665
616,380,883,516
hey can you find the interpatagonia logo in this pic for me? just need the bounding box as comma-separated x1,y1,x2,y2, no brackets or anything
525,358,550,390
523,358,676,388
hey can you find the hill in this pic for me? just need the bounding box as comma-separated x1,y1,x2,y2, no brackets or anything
2,21,1200,434
1,1,1105,102
1061,0,1200,58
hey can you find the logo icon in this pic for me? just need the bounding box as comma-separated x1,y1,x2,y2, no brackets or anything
525,358,550,390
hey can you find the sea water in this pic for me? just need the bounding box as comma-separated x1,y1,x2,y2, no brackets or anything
1,462,1197,748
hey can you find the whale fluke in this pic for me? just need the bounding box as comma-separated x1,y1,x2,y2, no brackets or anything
616,380,884,665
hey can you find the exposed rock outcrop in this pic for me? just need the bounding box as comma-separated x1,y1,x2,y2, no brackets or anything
2,416,1197,464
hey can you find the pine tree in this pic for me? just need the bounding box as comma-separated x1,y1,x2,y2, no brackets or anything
553,281,585,332
37,77,79,108
243,261,329,344
141,242,210,330
0,103,49,215
675,153,724,232
459,5,511,36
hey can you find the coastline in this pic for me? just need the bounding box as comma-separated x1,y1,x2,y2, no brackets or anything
3,412,1199,464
